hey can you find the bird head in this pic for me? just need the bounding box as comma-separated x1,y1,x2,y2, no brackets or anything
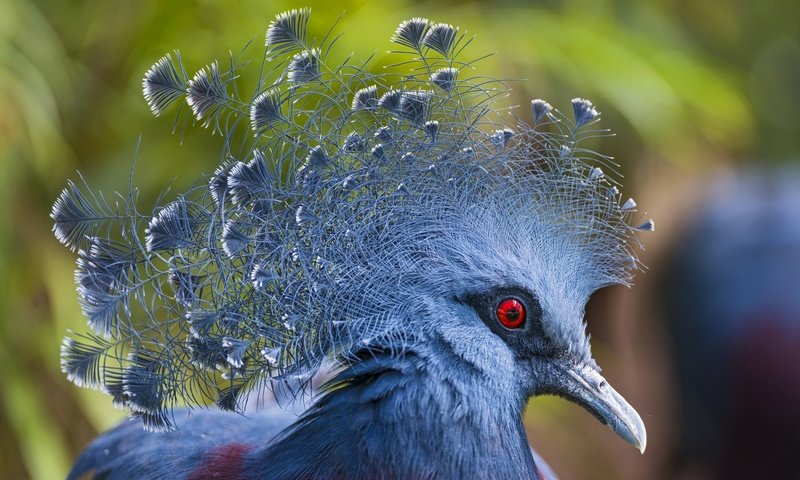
53,9,650,453
324,131,648,453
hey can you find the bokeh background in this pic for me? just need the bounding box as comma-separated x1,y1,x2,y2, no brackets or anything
1,0,798,478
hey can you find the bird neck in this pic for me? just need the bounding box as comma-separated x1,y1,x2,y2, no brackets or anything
250,345,540,479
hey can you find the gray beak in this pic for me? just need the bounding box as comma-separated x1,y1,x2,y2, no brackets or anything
552,361,647,453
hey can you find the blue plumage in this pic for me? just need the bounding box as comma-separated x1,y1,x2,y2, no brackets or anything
54,9,651,479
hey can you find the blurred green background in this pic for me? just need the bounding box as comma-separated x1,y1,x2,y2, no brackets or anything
1,0,798,478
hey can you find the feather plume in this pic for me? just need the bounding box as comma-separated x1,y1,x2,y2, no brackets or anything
55,9,652,430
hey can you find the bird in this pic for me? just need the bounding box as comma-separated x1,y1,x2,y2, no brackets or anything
52,9,652,479
662,168,800,479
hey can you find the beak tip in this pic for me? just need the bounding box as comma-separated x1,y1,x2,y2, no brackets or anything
629,418,647,454
626,414,647,455
615,420,647,455
635,416,647,454
606,400,647,455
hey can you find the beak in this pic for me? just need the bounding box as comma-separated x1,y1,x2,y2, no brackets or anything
551,361,647,453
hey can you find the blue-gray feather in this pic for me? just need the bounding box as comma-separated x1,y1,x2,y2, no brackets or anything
56,8,647,428
55,8,652,479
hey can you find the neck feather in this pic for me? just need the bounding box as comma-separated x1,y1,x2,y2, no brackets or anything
247,346,540,479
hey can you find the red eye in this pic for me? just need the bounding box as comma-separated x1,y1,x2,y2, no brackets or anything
496,298,526,329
